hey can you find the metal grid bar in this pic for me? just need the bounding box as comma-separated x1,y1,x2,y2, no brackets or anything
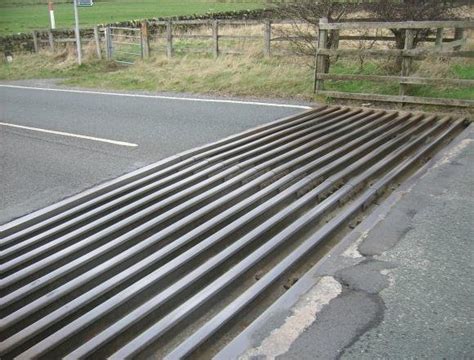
0,107,467,360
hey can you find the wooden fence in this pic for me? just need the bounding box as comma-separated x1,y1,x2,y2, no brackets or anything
32,18,459,58
103,19,307,59
314,19,474,108
27,20,286,57
30,28,97,54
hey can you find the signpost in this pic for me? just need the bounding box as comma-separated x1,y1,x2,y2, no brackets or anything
73,0,93,64
48,1,56,29
73,0,82,65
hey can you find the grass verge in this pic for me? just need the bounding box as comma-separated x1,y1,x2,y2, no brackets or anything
0,49,314,99
1,48,472,107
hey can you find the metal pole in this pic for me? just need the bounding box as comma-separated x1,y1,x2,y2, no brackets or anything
48,30,55,51
73,0,82,65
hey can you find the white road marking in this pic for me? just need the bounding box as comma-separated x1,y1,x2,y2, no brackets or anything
0,84,312,110
0,122,138,147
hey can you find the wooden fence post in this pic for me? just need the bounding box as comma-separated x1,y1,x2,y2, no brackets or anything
105,26,112,60
453,27,465,51
435,28,444,49
212,20,219,58
93,25,102,59
32,31,39,53
263,20,271,57
400,29,414,98
166,20,173,58
48,30,54,51
314,17,329,93
330,29,340,49
141,21,150,58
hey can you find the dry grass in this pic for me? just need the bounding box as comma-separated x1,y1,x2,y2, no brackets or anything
1,25,472,113
145,23,298,56
64,53,314,99
0,47,117,79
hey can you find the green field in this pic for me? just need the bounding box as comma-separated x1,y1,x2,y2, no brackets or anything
0,0,265,35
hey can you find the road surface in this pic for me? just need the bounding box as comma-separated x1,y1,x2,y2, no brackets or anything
0,81,308,224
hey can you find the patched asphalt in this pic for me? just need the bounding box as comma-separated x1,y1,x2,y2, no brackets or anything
341,128,474,359
284,125,474,359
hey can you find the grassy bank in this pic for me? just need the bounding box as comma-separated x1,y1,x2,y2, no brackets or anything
1,48,472,107
0,0,264,35
0,49,314,99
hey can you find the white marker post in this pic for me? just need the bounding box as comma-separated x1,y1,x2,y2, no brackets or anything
48,1,56,29
73,0,82,65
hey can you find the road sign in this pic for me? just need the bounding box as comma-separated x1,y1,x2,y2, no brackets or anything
73,0,82,64
78,0,93,7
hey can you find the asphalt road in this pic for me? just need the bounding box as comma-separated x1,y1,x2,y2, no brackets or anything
0,82,307,224
281,126,474,359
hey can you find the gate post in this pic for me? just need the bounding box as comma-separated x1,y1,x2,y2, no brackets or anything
105,26,112,60
141,21,150,58
314,17,329,93
400,29,414,97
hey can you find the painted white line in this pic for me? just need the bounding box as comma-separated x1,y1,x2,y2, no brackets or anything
0,84,312,110
0,122,138,147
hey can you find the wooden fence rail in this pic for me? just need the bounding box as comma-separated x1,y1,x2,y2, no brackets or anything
314,18,474,108
30,29,97,54
130,19,288,58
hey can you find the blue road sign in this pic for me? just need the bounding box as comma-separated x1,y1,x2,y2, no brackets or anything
78,0,93,6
